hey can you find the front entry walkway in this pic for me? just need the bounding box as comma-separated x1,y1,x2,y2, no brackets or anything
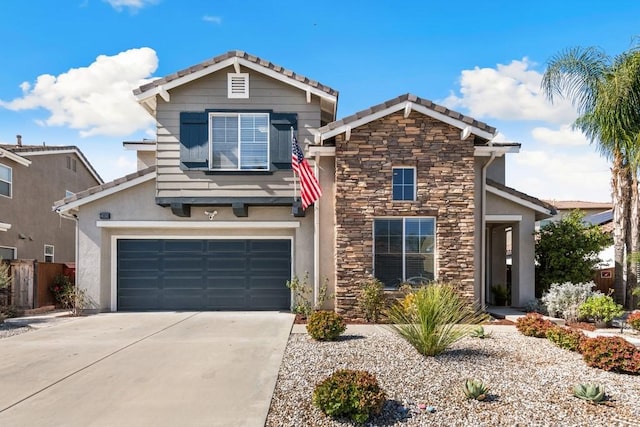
0,312,294,427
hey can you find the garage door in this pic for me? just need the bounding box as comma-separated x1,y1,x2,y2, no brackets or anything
117,239,291,311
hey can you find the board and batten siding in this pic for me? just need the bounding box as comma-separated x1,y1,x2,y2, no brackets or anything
155,69,323,199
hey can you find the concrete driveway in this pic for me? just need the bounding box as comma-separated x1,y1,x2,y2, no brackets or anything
0,311,294,427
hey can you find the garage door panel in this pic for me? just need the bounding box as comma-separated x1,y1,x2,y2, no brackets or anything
117,239,291,311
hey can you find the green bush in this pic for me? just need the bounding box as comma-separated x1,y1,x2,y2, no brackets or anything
312,369,386,424
387,283,488,356
285,272,330,318
50,274,74,304
545,326,585,352
628,311,640,331
578,293,624,323
516,312,554,338
306,310,346,341
357,276,386,323
579,336,640,374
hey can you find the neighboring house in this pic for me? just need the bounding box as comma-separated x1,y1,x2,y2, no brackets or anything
0,137,102,262
53,51,555,316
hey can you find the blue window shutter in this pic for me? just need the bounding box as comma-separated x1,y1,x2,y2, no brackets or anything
270,113,297,170
180,112,209,170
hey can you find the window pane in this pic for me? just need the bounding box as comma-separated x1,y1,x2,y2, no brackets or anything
0,165,10,182
0,247,15,260
406,253,434,282
239,114,268,169
211,115,239,169
403,186,414,200
0,181,9,197
374,219,403,287
403,168,414,184
388,219,402,235
392,186,403,200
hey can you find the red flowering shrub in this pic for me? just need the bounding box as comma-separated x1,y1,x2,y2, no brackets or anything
579,336,640,374
628,311,640,331
516,312,554,338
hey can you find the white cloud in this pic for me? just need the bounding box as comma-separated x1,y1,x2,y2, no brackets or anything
508,149,611,201
0,47,158,137
105,0,157,12
531,124,590,146
116,154,137,172
443,58,577,124
203,15,222,24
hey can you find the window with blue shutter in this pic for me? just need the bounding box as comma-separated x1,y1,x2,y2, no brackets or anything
270,113,297,170
179,112,209,170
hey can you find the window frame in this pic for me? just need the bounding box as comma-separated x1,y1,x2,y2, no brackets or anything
0,163,12,199
44,244,54,263
0,246,17,260
391,167,416,201
208,112,270,171
372,217,437,289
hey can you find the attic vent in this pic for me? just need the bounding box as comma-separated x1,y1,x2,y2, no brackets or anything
228,73,249,99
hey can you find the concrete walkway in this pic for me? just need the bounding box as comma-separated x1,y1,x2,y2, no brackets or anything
0,311,294,427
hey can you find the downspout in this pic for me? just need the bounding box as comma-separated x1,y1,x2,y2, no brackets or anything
313,153,320,309
480,146,496,311
57,209,79,296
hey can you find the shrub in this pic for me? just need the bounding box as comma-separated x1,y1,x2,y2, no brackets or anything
387,283,488,356
516,312,554,338
357,276,386,323
306,310,346,341
628,311,640,331
541,282,595,322
286,272,330,318
50,274,74,304
573,383,606,404
0,258,11,290
312,369,386,424
578,293,624,323
579,336,640,374
462,379,490,401
470,326,492,339
545,326,585,352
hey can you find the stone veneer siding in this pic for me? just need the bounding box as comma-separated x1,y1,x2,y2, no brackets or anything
334,111,476,319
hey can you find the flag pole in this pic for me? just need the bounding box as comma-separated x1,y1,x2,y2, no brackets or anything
291,126,298,202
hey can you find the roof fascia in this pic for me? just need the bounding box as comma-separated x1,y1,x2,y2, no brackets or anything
0,147,31,167
17,148,102,184
486,185,553,216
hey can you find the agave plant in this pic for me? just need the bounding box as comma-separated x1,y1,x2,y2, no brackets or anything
573,383,606,404
470,326,492,339
463,379,490,401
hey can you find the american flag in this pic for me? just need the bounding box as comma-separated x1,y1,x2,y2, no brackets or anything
292,136,322,209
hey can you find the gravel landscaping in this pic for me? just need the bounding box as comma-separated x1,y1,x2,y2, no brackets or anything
0,322,32,339
266,325,640,426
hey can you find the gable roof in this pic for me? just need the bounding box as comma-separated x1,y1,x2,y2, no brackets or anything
0,146,31,167
317,93,497,142
54,165,156,213
0,144,103,184
487,179,557,219
134,50,339,118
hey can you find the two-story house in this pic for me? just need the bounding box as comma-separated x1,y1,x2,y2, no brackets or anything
1,138,102,262
54,51,555,317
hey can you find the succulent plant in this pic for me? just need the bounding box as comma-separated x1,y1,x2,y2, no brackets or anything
573,383,606,404
463,379,490,401
470,326,492,339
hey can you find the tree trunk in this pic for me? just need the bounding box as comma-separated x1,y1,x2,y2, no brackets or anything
630,169,640,308
612,154,629,306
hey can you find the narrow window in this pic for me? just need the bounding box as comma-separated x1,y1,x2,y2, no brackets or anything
0,164,12,198
392,167,415,201
44,245,54,263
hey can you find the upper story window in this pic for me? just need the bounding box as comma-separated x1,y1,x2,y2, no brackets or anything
210,112,269,170
227,73,249,98
66,156,77,172
392,167,415,201
44,244,54,263
374,217,435,288
0,164,12,198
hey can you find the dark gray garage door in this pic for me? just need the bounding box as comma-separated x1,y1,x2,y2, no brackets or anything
117,239,291,311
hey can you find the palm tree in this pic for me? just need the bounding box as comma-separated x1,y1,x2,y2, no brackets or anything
542,45,640,307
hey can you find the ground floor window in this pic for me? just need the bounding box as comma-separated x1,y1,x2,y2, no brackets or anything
0,246,16,260
373,217,435,288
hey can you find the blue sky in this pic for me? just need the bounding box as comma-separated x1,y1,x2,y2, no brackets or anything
1,0,640,202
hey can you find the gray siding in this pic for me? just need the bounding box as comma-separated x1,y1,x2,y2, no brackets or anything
0,152,100,262
155,69,322,199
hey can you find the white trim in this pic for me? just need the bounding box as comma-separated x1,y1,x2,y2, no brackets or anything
319,100,495,142
0,163,12,199
0,148,31,167
158,86,170,103
123,142,156,152
97,220,300,229
135,56,337,108
109,235,295,312
208,112,270,171
308,146,335,156
55,171,156,213
0,222,11,232
485,215,522,223
486,185,554,215
474,146,520,156
14,148,102,183
392,166,417,201
44,244,55,263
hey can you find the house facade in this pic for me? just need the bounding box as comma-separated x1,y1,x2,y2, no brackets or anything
54,51,555,317
0,139,102,262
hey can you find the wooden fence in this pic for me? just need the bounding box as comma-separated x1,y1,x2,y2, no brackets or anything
0,260,75,309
